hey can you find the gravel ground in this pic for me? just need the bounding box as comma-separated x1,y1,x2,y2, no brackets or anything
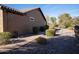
0,29,79,54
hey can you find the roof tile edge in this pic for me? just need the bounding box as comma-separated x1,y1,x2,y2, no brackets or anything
0,4,40,15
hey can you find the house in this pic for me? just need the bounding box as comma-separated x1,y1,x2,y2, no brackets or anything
0,4,47,35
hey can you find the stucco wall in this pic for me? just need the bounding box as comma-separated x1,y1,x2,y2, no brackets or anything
3,11,31,34
0,9,3,32
26,9,46,32
3,9,46,34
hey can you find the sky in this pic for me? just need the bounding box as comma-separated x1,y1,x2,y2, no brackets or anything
5,4,79,18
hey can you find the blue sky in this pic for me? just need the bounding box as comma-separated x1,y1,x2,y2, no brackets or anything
6,4,79,17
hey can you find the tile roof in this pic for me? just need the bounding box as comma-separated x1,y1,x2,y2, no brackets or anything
0,4,39,15
19,8,40,13
0,4,47,22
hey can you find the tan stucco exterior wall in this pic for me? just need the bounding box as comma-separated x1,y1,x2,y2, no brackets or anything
26,9,46,32
3,11,31,34
0,9,3,32
3,9,46,34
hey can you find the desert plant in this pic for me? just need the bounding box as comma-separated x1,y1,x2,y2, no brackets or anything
0,32,12,44
33,27,39,34
67,27,73,30
11,31,18,38
45,29,55,36
44,25,49,29
40,25,49,32
35,36,47,45
58,13,73,28
40,26,45,32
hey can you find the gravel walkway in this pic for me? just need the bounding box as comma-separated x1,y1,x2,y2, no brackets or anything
0,35,41,53
0,29,79,54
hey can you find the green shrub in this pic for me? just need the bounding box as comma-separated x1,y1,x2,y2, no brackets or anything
0,32,12,44
67,27,73,30
11,31,18,38
44,25,49,30
40,25,49,32
33,27,39,34
45,29,55,36
39,26,45,32
35,37,47,45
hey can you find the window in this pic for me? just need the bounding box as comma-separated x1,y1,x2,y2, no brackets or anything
30,17,35,21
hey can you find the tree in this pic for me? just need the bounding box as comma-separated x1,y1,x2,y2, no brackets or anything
58,13,73,28
51,17,57,23
45,16,51,25
49,17,57,29
45,16,57,29
73,16,79,25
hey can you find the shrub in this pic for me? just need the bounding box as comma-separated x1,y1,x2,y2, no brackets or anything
35,37,47,45
0,32,12,44
67,27,73,30
40,25,49,32
40,26,45,32
44,25,49,30
45,29,55,37
11,31,18,38
33,27,39,34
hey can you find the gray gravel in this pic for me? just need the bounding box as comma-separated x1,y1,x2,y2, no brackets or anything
0,29,79,54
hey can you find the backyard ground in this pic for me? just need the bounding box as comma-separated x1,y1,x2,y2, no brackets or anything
0,29,79,54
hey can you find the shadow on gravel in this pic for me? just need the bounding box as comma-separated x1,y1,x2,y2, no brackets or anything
47,36,79,54
0,36,79,54
10,39,26,44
